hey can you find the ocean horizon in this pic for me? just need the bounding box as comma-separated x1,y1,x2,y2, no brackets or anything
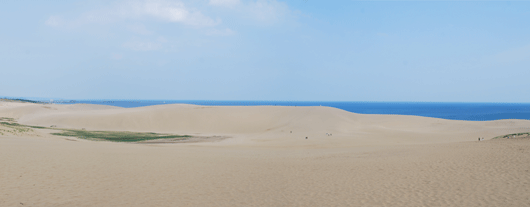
8,98,529,121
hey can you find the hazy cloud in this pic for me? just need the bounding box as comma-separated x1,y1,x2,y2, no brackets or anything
206,28,236,36
46,0,219,27
127,24,154,35
45,16,62,27
123,41,161,51
111,53,123,60
247,0,290,23
122,36,168,51
209,0,241,7
208,0,293,24
494,44,530,64
119,0,219,26
45,0,295,31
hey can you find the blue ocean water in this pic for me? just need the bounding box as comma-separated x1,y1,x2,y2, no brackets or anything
51,100,530,121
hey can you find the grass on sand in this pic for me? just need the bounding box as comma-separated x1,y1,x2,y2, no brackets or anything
1,117,190,142
51,129,190,142
493,132,530,139
0,121,35,134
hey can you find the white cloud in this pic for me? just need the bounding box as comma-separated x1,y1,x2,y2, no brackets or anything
248,0,289,23
208,0,292,23
46,0,219,27
44,0,297,40
208,0,292,24
209,0,240,7
123,0,219,26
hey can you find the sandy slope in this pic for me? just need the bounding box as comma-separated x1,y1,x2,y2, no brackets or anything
1,101,530,206
3,102,530,145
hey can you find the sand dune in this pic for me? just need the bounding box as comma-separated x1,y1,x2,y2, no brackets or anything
4,102,530,145
1,101,530,206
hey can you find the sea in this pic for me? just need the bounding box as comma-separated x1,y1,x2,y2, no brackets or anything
44,100,530,121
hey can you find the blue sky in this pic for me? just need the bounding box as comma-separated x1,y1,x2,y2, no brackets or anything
1,0,529,102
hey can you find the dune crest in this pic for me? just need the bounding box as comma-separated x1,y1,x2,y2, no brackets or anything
1,102,529,146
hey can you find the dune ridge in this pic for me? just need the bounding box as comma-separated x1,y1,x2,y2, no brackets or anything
3,101,529,145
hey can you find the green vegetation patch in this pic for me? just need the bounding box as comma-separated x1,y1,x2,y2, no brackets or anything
493,132,530,139
0,117,15,122
0,122,20,127
0,122,33,133
51,129,191,142
1,118,191,143
27,125,47,129
0,121,46,129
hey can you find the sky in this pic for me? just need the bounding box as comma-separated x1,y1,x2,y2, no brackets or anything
1,0,529,102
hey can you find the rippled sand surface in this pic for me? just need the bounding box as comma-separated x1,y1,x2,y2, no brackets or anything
1,101,529,206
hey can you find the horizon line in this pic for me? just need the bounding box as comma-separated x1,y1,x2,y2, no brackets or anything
2,96,530,104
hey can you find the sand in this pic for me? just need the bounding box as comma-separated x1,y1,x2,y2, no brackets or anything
1,101,529,206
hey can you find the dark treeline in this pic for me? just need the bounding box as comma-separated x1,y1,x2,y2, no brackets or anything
1,98,45,104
